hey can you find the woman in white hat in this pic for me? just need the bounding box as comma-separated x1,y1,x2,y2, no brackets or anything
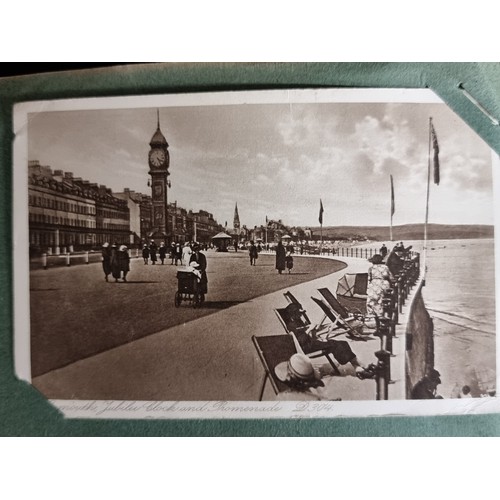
274,354,328,401
116,245,130,282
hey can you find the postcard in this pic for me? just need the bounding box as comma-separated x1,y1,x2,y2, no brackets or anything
13,88,499,419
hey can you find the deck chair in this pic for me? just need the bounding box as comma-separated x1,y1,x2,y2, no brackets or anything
283,290,311,324
274,303,343,375
318,287,375,327
252,335,298,400
312,293,372,341
335,273,368,314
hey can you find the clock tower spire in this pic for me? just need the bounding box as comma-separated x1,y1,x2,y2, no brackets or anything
148,110,170,242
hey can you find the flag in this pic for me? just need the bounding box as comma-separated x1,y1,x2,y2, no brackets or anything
319,199,324,225
265,215,268,224
390,175,395,217
430,120,440,185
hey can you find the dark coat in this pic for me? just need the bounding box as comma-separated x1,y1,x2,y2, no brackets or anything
149,243,157,262
142,246,150,259
190,251,208,294
159,246,167,259
249,244,259,258
110,246,120,279
117,249,130,273
102,246,112,275
275,243,286,271
410,377,438,399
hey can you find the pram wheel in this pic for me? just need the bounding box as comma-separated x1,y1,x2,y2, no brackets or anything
174,291,181,307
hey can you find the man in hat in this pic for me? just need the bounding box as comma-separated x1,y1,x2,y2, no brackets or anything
410,368,442,399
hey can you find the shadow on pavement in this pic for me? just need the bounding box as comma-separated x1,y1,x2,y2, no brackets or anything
199,300,246,309
115,280,161,284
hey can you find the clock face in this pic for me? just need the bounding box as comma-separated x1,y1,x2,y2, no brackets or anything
149,149,166,168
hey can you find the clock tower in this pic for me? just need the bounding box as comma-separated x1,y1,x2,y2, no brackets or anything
148,110,170,242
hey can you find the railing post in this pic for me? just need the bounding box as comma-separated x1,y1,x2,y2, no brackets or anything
375,349,391,400
85,251,89,264
65,253,71,267
42,252,47,270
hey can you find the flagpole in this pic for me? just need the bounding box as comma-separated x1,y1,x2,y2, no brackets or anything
390,175,394,242
423,117,432,279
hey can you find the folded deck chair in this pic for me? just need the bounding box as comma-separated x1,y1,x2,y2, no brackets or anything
274,303,347,375
335,273,368,314
311,294,370,341
252,335,299,400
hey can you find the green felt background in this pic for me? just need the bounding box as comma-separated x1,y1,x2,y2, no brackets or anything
1,62,499,436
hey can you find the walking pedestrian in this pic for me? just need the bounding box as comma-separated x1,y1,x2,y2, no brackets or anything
101,242,112,281
379,244,388,259
249,241,258,266
117,244,130,282
149,240,157,265
159,242,167,264
285,249,294,274
170,243,176,264
142,243,150,265
175,243,182,266
110,243,121,282
275,240,286,274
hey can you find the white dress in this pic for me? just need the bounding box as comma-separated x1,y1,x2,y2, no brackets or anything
182,246,192,266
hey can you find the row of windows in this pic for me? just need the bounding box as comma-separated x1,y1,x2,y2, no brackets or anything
97,223,129,231
30,213,96,228
98,209,129,220
29,195,96,215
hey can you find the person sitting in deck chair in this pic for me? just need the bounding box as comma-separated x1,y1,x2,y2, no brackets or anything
274,353,331,401
274,353,373,401
281,302,371,378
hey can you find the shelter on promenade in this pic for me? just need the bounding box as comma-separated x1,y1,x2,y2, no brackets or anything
212,231,233,251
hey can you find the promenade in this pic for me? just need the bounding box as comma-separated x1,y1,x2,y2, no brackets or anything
31,251,408,402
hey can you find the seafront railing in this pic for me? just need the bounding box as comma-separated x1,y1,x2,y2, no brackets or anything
372,252,420,399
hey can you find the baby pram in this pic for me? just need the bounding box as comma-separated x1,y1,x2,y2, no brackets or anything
175,269,204,307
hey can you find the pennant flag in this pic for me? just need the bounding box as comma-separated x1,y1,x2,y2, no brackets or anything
265,215,268,224
390,175,395,216
430,120,440,185
319,199,324,225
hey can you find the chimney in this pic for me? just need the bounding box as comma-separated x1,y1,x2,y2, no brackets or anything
64,172,73,179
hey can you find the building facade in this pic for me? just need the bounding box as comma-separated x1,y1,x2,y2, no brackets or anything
114,188,153,245
28,161,130,255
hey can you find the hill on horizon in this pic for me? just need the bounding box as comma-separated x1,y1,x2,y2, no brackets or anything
309,223,494,241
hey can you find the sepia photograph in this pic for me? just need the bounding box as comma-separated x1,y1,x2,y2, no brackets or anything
13,88,499,419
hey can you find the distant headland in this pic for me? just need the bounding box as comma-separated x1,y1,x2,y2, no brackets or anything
310,223,494,242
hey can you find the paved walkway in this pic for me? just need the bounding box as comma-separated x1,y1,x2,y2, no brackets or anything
33,254,408,402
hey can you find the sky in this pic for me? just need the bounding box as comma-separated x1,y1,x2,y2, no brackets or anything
27,94,495,229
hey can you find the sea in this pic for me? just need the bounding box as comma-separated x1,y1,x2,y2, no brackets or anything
360,238,497,398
